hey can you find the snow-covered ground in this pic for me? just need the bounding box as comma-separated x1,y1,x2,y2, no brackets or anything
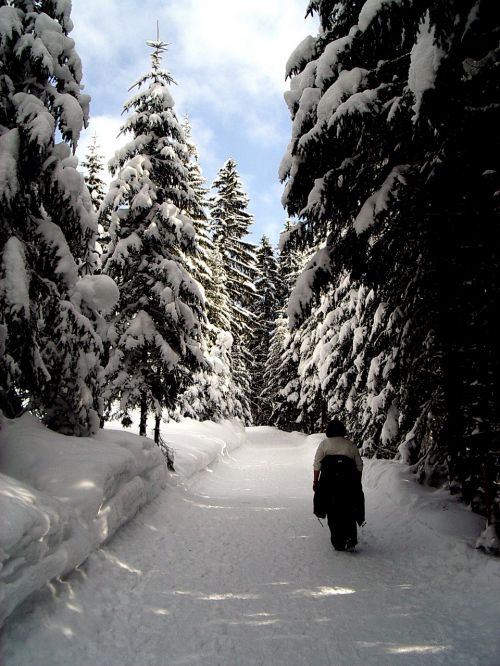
3,426,499,666
0,414,244,627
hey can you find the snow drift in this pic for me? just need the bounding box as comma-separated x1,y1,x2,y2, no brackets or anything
0,414,245,625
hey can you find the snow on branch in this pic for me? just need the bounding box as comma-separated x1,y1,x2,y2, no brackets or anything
357,0,402,33
1,237,30,318
0,129,20,202
12,93,55,149
408,12,445,122
285,35,317,79
287,247,332,327
71,275,119,316
0,6,23,41
53,92,84,144
314,28,357,90
316,67,370,124
354,165,409,234
36,219,79,288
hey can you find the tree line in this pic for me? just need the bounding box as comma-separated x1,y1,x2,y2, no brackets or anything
0,2,293,438
279,0,499,544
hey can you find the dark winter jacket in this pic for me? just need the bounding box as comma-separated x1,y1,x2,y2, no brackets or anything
313,454,365,525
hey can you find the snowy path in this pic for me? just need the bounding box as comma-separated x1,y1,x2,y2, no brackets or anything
3,428,499,666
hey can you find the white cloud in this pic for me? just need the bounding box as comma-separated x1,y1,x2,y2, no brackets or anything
244,109,289,146
72,1,316,116
164,0,316,94
186,115,223,180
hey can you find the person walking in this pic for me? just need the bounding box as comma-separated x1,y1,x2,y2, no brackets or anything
313,419,364,551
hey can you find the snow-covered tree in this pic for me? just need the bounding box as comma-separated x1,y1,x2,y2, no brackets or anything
265,222,307,430
101,37,205,438
81,133,109,275
174,119,256,424
210,159,257,422
81,134,106,212
282,1,500,529
210,159,257,335
249,236,282,424
0,0,107,435
177,330,249,422
179,117,213,313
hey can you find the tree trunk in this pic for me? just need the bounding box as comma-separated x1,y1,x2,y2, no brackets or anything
139,394,148,436
154,414,161,444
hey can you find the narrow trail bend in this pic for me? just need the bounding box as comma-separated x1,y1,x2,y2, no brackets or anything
4,427,499,666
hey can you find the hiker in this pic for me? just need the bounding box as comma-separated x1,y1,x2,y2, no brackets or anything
313,419,364,551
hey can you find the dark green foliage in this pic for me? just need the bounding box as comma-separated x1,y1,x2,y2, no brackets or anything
249,236,283,424
281,0,500,529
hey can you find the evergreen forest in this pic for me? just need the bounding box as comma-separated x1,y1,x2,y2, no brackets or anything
0,0,499,546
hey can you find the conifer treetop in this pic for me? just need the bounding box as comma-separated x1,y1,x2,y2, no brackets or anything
104,33,201,217
129,27,176,94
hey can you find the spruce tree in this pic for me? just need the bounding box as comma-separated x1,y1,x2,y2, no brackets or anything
0,0,105,434
102,36,205,439
249,236,282,424
210,159,257,333
179,117,213,318
175,118,242,422
210,159,258,422
266,222,306,430
81,133,108,276
81,133,106,212
282,1,500,532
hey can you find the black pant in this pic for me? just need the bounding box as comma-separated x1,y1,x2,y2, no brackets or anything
327,503,357,550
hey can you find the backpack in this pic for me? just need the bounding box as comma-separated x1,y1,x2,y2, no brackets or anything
313,454,365,524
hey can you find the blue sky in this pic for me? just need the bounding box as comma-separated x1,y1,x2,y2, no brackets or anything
71,1,316,246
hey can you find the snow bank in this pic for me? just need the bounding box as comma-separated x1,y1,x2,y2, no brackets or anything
0,414,246,625
362,457,487,546
0,414,167,625
159,418,246,481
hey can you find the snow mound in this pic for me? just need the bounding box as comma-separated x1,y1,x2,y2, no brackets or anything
159,418,246,481
362,457,487,545
0,414,167,625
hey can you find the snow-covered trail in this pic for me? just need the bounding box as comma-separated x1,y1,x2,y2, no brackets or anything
3,428,499,666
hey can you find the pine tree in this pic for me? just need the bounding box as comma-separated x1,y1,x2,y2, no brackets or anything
283,1,500,532
249,236,282,424
0,0,106,434
81,134,106,212
101,36,205,440
179,117,213,319
210,159,258,422
175,119,243,422
210,159,257,333
81,133,109,276
266,222,306,430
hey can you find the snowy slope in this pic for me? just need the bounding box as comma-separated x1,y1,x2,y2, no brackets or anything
0,414,168,625
0,415,244,626
3,426,499,666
